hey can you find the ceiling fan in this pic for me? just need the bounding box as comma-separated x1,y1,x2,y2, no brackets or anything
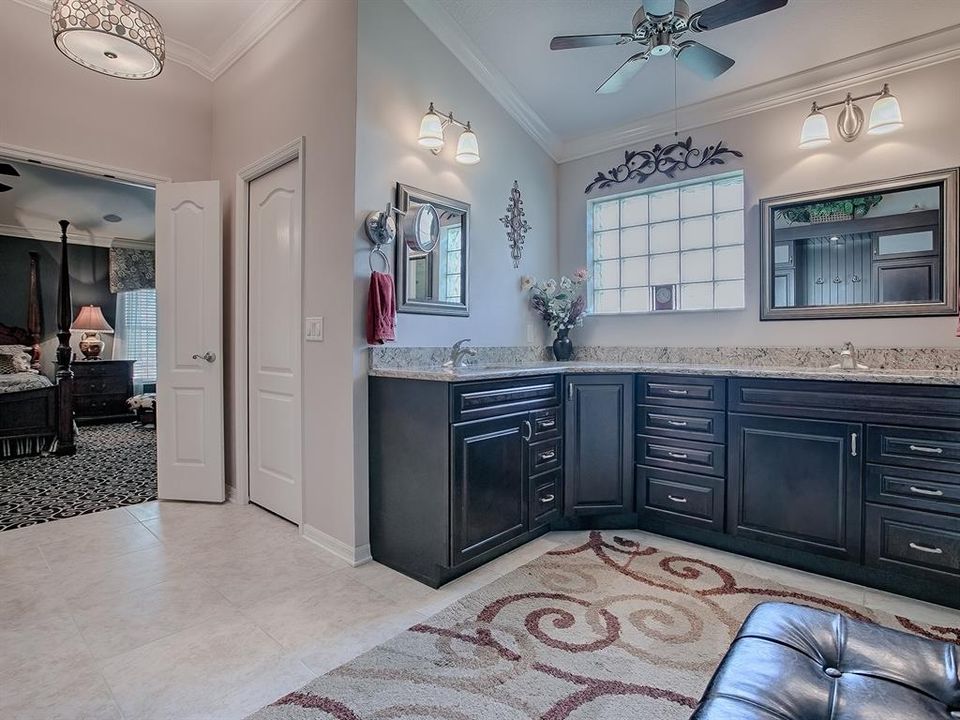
0,163,19,193
550,0,788,94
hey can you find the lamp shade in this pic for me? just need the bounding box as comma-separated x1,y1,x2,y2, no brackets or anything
51,0,165,79
455,127,480,165
799,108,831,149
71,305,114,333
417,106,445,149
868,86,903,135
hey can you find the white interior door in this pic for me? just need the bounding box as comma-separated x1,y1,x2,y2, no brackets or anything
156,181,224,502
248,160,302,522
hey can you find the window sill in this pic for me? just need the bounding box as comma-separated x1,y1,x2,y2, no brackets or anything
589,306,746,317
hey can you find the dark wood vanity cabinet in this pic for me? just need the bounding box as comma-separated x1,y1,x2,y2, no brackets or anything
563,375,633,516
370,375,560,587
727,414,862,561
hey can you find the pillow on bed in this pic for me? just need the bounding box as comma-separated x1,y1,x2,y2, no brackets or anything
0,344,32,359
0,354,22,374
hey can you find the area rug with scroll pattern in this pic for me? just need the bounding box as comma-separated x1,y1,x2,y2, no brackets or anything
248,531,960,720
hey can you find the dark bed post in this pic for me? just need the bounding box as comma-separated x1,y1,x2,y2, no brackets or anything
54,219,76,456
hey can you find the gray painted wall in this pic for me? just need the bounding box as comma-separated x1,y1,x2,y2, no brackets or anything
559,58,960,348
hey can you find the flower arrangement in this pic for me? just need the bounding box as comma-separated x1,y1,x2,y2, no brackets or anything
522,268,589,333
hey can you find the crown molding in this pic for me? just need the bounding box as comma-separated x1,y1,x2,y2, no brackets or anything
403,0,562,161
11,0,304,81
0,222,147,248
559,24,960,162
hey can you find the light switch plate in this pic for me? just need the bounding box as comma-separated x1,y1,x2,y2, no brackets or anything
305,317,324,342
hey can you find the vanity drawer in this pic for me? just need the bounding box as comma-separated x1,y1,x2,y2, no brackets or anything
531,471,560,526
529,437,561,476
636,406,725,444
636,435,725,477
452,376,561,422
529,407,560,441
638,375,725,410
867,426,960,473
865,503,960,579
636,466,723,531
866,465,960,516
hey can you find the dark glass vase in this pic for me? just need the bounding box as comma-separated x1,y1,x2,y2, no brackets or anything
552,329,573,361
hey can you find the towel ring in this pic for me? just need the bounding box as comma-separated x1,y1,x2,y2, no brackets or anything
369,246,390,273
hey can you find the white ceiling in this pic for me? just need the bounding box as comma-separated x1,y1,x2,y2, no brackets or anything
413,0,960,160
12,0,303,79
0,161,155,247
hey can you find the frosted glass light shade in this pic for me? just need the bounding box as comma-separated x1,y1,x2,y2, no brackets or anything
51,0,164,79
455,129,480,165
799,110,831,149
417,109,445,149
868,90,903,135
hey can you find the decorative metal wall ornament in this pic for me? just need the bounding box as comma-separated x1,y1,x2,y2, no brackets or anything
584,136,742,194
499,180,532,268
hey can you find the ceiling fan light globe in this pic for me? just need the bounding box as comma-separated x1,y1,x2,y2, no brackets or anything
418,110,445,149
799,110,831,149
867,92,903,135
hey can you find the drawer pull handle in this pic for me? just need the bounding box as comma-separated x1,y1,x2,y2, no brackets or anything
540,494,555,503
909,486,944,497
851,432,857,458
666,420,689,427
539,450,556,461
667,451,689,459
539,420,556,429
908,444,944,455
908,542,943,555
667,494,688,504
666,388,689,395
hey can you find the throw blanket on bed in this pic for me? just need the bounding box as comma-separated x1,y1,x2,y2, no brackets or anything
0,373,52,394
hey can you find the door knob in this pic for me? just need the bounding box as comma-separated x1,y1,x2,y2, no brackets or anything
192,351,216,363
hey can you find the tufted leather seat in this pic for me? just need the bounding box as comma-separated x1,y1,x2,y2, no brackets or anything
691,602,960,720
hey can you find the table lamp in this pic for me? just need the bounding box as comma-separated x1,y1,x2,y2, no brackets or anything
71,305,114,360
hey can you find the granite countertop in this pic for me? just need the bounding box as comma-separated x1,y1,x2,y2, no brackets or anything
368,361,960,385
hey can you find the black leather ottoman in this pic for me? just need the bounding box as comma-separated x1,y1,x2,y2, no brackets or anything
691,602,960,719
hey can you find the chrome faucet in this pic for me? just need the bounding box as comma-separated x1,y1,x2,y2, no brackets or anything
830,341,869,370
444,338,477,368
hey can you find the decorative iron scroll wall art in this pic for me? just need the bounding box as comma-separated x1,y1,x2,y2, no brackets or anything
499,180,532,268
584,136,743,194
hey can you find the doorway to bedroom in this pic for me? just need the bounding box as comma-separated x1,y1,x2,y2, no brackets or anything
0,158,159,530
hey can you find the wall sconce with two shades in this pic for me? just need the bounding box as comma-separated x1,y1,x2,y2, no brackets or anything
417,103,480,165
799,83,903,149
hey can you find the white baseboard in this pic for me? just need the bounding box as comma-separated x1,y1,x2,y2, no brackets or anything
301,523,372,567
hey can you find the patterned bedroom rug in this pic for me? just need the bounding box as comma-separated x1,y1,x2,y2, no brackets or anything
0,423,156,531
248,530,960,720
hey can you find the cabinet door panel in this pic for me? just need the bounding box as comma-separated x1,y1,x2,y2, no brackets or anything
451,415,527,565
728,414,862,560
564,375,633,516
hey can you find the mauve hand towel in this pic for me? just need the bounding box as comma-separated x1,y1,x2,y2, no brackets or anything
367,271,396,345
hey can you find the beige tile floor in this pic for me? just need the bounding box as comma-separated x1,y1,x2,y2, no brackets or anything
1,501,957,720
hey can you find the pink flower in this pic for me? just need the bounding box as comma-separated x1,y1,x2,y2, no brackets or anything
574,267,588,281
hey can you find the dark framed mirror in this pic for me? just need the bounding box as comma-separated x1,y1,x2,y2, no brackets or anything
395,183,469,316
760,168,958,320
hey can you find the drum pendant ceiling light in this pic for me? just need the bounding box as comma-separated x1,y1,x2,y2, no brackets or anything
51,0,165,80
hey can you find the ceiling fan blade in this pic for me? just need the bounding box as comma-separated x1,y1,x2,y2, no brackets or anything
676,41,735,79
691,0,787,31
596,51,649,94
550,33,633,50
0,184,12,193
0,162,20,177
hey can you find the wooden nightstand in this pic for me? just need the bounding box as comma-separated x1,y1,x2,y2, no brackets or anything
72,359,135,424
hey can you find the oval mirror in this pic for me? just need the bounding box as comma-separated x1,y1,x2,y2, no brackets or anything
402,203,440,253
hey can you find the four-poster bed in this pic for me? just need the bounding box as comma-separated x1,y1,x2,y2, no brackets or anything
0,220,76,457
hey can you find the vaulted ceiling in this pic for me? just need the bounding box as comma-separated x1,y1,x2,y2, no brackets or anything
409,0,960,160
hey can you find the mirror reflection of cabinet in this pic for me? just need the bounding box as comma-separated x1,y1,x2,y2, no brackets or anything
395,183,469,316
761,169,958,320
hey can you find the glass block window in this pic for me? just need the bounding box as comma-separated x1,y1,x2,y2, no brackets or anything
439,226,462,303
589,171,744,314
